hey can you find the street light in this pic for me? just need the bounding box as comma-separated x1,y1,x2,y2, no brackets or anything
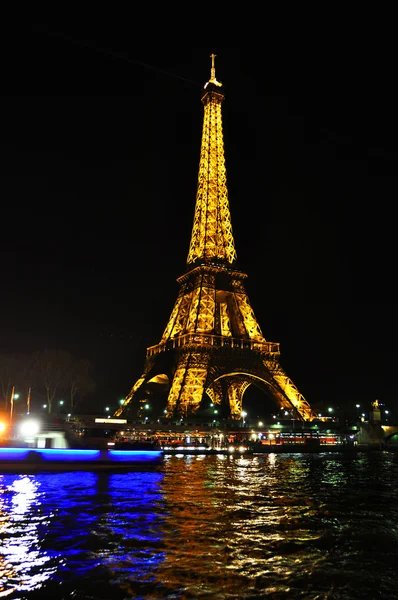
10,387,19,420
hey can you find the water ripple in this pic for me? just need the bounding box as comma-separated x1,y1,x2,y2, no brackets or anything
1,452,398,598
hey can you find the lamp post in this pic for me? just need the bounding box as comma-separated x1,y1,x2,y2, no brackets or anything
10,386,15,420
10,388,20,420
27,388,31,414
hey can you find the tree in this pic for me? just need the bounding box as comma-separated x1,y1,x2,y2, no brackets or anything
67,359,95,413
32,350,96,414
0,354,17,412
0,354,34,413
33,350,75,414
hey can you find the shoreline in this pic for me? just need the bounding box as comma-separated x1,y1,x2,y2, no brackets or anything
0,443,396,473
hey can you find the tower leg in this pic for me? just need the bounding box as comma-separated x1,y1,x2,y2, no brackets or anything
114,375,146,417
264,359,317,421
227,378,251,419
167,352,211,417
206,380,223,407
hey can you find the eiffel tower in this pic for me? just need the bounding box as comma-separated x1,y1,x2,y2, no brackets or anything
116,55,317,422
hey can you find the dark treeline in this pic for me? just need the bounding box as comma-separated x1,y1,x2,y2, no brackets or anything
0,350,95,415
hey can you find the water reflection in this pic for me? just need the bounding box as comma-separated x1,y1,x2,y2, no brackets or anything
0,453,397,599
0,475,55,594
148,454,332,597
0,470,165,598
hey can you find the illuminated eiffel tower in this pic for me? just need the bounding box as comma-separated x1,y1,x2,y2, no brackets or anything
116,55,317,422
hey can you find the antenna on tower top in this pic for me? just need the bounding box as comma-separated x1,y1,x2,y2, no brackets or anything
210,53,216,80
206,52,222,87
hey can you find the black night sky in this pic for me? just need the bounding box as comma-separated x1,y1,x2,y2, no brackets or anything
1,26,397,415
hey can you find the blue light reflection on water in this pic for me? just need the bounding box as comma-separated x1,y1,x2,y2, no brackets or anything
1,452,398,599
0,470,165,598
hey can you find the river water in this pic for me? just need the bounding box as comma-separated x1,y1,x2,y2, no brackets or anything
1,450,398,599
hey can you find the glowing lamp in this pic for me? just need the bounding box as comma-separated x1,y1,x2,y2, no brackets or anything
19,419,40,437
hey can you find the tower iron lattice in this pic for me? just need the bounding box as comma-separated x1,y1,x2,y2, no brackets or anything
116,55,317,422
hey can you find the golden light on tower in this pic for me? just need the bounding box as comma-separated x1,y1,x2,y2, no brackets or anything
116,55,317,422
187,55,236,265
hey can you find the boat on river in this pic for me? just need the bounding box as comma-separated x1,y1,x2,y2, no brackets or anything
0,446,163,471
0,415,359,472
0,418,163,471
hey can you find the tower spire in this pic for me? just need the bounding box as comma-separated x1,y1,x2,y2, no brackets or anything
187,54,236,265
208,53,222,87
